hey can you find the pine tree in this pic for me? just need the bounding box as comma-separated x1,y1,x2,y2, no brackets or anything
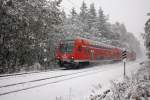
88,3,97,33
63,7,83,36
79,1,89,32
80,1,88,22
97,7,108,37
70,8,77,24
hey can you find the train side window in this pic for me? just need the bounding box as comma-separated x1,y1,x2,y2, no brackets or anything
78,46,82,52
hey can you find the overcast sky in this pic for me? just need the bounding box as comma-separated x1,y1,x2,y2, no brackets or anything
60,0,150,40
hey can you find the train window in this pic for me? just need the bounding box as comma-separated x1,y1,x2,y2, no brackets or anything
59,42,74,53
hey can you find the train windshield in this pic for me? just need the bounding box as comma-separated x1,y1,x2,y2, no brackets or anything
59,41,74,53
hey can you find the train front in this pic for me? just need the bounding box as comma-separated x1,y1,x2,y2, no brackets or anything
55,40,75,67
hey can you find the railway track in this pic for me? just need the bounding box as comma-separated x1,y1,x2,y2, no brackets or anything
0,68,63,78
0,61,115,79
0,65,114,96
0,71,42,78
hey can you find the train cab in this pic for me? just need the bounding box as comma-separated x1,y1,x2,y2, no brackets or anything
55,40,75,67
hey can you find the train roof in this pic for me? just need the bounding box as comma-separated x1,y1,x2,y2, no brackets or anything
61,36,122,49
76,37,118,49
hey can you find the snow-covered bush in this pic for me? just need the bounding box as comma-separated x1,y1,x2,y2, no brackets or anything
89,61,150,100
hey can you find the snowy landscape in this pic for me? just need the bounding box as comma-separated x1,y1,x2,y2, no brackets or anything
0,0,150,100
0,59,145,100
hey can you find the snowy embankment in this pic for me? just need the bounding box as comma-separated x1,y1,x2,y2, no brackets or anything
90,60,150,100
0,59,142,100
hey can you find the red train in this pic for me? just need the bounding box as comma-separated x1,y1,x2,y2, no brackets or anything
55,37,136,68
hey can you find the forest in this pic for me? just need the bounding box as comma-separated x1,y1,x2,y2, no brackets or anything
0,0,141,74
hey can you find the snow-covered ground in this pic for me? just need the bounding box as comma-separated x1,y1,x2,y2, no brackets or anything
0,59,142,100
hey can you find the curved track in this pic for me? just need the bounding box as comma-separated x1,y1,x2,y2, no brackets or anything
0,71,41,78
0,68,63,78
0,65,114,96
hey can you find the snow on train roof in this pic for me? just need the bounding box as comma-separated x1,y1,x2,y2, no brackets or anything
77,37,116,49
61,36,120,49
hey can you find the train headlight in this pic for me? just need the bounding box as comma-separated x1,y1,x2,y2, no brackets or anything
70,57,74,62
57,56,60,59
56,57,60,62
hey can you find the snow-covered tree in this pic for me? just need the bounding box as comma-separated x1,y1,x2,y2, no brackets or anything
0,0,62,73
145,18,150,58
87,3,98,34
97,7,108,37
63,8,79,34
79,1,89,32
79,1,88,22
70,8,77,20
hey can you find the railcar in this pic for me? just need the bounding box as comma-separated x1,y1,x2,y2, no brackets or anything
55,37,135,68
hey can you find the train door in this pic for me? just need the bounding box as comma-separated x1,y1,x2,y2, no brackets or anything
90,50,94,60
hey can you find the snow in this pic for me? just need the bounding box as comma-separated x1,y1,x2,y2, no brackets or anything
0,59,141,100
